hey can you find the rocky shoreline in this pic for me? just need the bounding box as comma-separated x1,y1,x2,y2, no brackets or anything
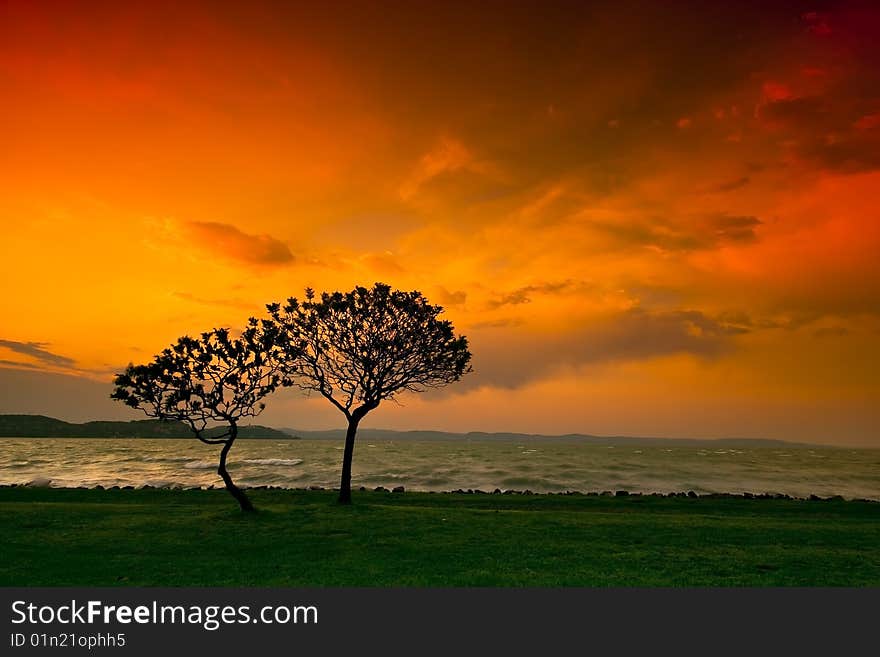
1,481,876,502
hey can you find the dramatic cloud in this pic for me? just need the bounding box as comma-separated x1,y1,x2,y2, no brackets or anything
463,308,748,390
707,215,763,243
710,177,750,193
434,287,467,307
0,360,40,370
182,221,294,266
583,214,763,253
358,252,406,275
0,340,76,369
805,135,880,173
757,96,827,127
0,368,137,422
1,1,878,443
398,137,509,211
399,138,475,201
487,281,576,309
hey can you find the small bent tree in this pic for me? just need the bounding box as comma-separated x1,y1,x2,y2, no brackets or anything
269,282,472,504
110,320,287,512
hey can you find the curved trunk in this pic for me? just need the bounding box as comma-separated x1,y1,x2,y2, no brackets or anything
217,424,255,512
338,416,361,504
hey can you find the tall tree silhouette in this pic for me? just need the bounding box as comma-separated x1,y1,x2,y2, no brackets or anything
111,319,287,512
270,283,472,504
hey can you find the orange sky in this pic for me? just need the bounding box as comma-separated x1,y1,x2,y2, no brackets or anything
1,1,878,445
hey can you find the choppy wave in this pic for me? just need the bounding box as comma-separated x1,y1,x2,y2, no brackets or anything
240,458,303,466
143,456,194,462
183,461,217,470
0,438,878,500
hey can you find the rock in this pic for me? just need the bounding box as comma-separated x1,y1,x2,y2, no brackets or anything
373,486,388,492
615,490,629,497
687,491,698,498
308,485,324,491
392,486,405,493
27,477,52,488
809,494,821,501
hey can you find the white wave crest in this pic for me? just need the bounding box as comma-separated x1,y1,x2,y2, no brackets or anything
240,458,303,466
144,456,195,462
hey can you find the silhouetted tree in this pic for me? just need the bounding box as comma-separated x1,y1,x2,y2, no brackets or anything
111,320,287,512
269,282,472,504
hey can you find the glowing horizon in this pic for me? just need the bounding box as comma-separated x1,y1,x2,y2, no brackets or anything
1,1,878,445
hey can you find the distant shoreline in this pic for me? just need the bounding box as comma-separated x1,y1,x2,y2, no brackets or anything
0,414,290,440
0,414,852,448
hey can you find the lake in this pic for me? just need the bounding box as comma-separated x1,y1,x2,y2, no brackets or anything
1,437,878,500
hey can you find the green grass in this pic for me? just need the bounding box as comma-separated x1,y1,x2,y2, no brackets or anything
1,487,878,586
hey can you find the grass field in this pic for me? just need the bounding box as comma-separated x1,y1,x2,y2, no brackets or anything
2,487,878,586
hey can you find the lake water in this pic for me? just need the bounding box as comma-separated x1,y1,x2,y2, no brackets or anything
1,437,878,500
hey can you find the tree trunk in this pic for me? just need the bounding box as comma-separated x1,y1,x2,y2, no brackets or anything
338,415,361,504
217,425,255,512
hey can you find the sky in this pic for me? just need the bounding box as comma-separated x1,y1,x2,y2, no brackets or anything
1,1,878,445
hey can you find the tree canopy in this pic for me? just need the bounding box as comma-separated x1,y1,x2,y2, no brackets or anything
111,318,288,511
269,282,471,503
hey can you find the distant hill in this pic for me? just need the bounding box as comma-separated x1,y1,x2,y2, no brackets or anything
279,427,822,448
0,414,826,447
0,415,292,439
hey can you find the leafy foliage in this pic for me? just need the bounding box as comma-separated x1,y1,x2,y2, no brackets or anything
269,282,472,503
111,319,288,444
111,318,291,511
268,282,472,420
